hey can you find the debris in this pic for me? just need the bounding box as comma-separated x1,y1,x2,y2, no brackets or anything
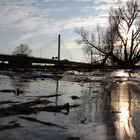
67,137,80,140
0,89,15,93
0,101,18,105
0,104,36,117
0,89,24,95
111,111,121,113
71,96,80,100
0,98,80,117
19,116,67,129
37,94,62,98
37,103,70,114
14,88,24,95
19,98,51,106
80,117,87,124
0,123,21,131
9,119,18,124
92,91,99,93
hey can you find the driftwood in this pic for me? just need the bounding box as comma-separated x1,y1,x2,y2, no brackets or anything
0,101,18,105
0,98,51,117
67,137,80,140
0,89,15,93
71,95,80,100
19,116,67,129
36,103,70,113
0,98,80,117
26,94,62,99
18,99,51,106
0,89,24,95
0,123,21,131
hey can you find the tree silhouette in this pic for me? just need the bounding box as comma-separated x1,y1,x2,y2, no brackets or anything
12,44,32,57
76,0,140,66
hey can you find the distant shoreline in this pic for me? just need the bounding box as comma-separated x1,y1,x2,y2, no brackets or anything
0,63,140,72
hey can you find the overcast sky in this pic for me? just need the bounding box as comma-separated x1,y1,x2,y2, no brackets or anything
0,0,127,62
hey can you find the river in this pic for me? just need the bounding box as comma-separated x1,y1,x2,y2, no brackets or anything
0,69,140,140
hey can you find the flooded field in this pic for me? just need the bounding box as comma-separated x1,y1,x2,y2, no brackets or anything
0,69,140,140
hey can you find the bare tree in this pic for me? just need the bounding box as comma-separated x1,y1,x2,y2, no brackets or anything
75,27,106,64
76,0,140,66
12,44,32,56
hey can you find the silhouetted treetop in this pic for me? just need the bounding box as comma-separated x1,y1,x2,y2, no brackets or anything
12,44,32,57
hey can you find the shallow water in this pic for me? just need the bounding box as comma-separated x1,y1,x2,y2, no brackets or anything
0,69,140,140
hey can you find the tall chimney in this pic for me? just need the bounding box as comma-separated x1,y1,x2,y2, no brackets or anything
58,34,60,61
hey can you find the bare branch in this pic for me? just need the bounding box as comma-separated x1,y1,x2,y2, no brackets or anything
75,0,140,66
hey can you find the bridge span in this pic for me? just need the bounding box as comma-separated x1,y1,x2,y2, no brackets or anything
0,54,92,69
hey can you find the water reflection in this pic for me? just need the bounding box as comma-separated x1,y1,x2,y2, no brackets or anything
10,77,31,95
0,70,140,140
108,70,139,140
55,80,59,106
68,70,140,140
113,82,136,140
113,70,129,77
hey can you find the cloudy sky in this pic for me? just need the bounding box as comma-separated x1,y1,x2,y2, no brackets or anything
0,0,127,62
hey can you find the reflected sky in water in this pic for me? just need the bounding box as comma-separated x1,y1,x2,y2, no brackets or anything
112,82,136,140
0,69,140,140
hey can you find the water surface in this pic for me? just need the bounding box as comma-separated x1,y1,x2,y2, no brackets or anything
0,69,140,140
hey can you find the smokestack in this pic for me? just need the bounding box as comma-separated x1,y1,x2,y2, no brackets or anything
58,34,60,61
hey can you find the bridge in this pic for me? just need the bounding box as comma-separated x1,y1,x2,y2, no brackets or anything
0,35,102,70
0,54,95,70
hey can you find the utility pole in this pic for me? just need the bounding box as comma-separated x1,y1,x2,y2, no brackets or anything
58,34,60,61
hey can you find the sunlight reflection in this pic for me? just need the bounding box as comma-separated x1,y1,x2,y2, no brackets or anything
114,83,136,140
114,70,129,77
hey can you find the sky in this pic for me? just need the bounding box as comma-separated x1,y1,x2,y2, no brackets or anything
0,0,127,62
